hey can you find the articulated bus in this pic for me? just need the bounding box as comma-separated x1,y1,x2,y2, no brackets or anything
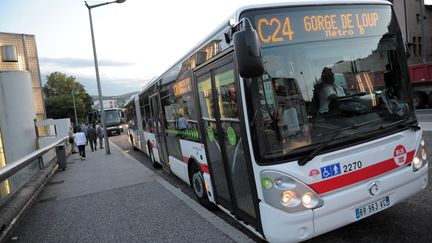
124,1,428,242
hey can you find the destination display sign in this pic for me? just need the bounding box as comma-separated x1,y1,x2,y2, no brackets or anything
173,77,191,96
253,6,391,47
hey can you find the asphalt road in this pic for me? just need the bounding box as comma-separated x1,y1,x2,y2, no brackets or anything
110,131,432,243
416,108,432,123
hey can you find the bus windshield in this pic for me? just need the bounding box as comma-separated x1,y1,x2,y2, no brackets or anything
242,5,416,163
105,109,121,125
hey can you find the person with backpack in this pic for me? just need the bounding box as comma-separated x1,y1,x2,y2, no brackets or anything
87,125,97,152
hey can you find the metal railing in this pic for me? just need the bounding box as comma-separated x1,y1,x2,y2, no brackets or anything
0,136,68,185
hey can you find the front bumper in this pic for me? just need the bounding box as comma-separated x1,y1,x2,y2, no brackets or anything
260,165,428,243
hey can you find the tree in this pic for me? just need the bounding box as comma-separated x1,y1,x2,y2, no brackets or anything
43,72,92,124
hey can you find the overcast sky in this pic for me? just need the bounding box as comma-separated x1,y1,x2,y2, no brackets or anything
0,0,270,96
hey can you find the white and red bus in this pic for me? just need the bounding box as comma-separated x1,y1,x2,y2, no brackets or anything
124,1,428,241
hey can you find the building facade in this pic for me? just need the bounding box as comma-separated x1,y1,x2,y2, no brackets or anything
392,0,432,64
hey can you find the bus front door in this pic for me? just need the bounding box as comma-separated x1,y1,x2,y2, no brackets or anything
196,56,259,228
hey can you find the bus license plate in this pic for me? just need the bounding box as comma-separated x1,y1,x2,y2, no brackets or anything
355,196,390,220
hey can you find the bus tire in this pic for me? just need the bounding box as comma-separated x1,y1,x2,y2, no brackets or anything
427,93,432,108
190,162,216,210
130,136,138,151
413,91,426,109
148,143,161,168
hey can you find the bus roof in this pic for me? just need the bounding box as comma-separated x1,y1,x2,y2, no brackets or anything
134,0,392,99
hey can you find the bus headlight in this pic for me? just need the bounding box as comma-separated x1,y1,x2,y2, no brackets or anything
413,138,428,172
302,192,320,208
261,171,323,213
280,190,297,207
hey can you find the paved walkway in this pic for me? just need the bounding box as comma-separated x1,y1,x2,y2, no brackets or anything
9,142,252,242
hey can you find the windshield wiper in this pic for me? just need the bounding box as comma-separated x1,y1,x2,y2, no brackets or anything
298,120,380,166
380,118,420,131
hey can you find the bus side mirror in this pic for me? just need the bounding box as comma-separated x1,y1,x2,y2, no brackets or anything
233,18,264,78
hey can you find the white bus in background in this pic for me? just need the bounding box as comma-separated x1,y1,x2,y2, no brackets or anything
124,0,428,242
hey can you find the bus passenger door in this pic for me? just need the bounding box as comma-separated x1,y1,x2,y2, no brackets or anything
195,55,258,228
149,93,169,168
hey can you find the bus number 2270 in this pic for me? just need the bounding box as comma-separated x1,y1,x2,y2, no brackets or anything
343,161,362,173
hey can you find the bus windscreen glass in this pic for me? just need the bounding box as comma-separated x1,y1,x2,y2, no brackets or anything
105,110,121,126
241,5,416,163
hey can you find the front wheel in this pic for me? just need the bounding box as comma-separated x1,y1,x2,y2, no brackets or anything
190,164,216,210
413,91,426,109
427,93,432,108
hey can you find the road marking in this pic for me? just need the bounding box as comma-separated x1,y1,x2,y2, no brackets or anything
419,122,432,131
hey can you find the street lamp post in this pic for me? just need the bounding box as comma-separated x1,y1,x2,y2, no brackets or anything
85,0,126,155
71,91,78,127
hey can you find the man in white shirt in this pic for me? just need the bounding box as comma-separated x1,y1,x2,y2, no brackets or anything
74,127,87,160
318,67,346,114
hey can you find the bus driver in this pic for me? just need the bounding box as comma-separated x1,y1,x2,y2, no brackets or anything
318,67,346,114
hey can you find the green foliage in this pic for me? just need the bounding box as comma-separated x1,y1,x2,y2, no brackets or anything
43,72,92,124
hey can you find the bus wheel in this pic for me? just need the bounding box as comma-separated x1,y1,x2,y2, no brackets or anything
130,136,138,151
190,163,216,210
148,143,161,168
413,91,426,109
428,93,432,108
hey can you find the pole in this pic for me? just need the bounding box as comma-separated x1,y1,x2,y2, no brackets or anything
87,6,110,154
419,0,426,63
403,0,408,44
72,91,78,127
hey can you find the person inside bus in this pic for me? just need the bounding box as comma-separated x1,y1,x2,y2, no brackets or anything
177,108,188,130
318,67,346,114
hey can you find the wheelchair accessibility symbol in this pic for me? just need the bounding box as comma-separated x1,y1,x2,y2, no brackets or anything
321,163,341,179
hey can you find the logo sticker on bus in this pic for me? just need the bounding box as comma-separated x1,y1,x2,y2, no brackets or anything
320,163,341,179
309,169,320,178
393,145,407,166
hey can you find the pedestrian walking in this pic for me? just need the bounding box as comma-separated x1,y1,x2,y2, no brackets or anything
81,124,89,138
96,124,104,149
69,126,77,154
74,127,87,160
87,125,97,152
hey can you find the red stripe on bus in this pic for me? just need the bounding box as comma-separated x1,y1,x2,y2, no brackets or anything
199,164,209,174
181,156,209,174
308,150,415,195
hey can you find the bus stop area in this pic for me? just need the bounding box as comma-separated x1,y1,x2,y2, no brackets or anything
6,142,253,242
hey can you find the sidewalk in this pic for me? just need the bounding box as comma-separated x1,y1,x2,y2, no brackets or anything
9,142,252,242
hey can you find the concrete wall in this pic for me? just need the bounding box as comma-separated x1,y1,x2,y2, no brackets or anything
0,71,36,163
0,71,39,198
